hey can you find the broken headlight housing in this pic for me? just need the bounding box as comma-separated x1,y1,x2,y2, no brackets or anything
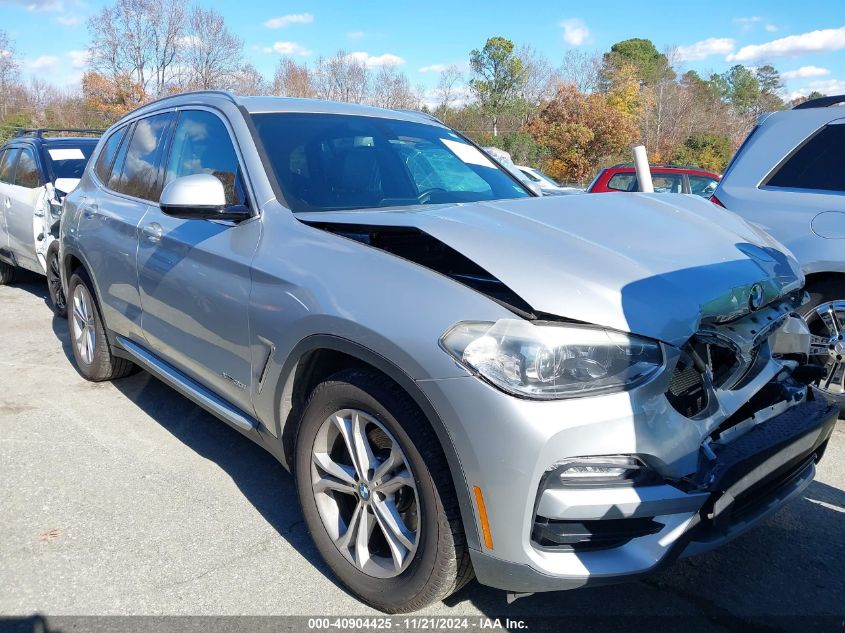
441,319,663,399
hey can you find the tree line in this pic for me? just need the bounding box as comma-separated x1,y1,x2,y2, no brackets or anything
0,0,827,183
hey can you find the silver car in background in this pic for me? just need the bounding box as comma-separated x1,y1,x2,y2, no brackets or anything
713,95,845,408
60,91,837,612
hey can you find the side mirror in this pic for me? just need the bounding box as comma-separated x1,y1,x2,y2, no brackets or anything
159,173,250,222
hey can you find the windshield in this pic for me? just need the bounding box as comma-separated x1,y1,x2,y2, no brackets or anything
252,113,530,212
45,144,96,180
533,169,560,187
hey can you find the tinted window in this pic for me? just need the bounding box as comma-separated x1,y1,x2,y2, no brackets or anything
95,127,127,184
0,148,19,184
767,124,845,192
607,173,635,191
253,113,529,212
41,144,94,182
14,148,40,188
652,174,684,193
113,113,173,200
520,169,541,183
164,110,246,206
688,175,718,197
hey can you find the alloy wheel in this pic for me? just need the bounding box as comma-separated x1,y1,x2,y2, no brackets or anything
806,300,845,399
310,409,419,579
71,285,96,365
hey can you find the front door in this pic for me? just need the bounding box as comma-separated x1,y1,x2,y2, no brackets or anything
137,108,260,412
6,146,44,272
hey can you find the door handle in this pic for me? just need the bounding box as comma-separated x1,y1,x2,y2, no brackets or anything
142,222,163,243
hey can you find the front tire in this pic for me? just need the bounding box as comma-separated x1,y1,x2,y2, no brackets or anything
802,277,845,415
294,369,473,613
67,268,136,382
46,242,67,318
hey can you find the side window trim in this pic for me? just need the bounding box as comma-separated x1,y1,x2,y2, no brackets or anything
106,109,176,204
94,125,129,187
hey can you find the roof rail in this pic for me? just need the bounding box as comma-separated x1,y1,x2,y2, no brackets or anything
123,89,238,114
792,94,845,109
14,128,104,138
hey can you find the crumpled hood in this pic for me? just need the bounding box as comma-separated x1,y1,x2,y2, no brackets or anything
298,193,803,346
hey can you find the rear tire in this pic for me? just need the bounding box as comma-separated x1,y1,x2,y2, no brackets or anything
801,277,845,416
46,242,67,318
0,260,16,285
294,368,473,613
67,268,136,382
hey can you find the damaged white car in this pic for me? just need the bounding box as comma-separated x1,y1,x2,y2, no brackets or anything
0,129,100,316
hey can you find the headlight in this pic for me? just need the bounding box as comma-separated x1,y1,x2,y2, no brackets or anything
440,319,663,399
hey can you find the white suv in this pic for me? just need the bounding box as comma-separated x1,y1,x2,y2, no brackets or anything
713,95,845,409
0,129,100,315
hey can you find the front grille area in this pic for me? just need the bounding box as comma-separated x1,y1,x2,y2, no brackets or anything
666,356,708,417
532,517,664,551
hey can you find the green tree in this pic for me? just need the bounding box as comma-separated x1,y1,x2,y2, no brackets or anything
469,36,525,136
671,133,733,173
602,38,671,86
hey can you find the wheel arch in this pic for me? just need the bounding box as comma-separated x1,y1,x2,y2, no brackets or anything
273,334,481,551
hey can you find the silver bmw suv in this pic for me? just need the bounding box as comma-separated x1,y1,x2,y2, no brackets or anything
60,91,838,612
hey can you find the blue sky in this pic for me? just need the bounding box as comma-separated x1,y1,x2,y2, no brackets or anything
2,0,844,99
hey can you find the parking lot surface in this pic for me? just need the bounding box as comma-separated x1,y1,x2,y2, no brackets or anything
1,273,843,631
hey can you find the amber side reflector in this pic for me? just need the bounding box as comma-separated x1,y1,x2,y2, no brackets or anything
473,485,494,550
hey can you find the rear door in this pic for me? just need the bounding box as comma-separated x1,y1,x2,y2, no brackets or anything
6,146,44,271
79,114,173,342
137,107,260,411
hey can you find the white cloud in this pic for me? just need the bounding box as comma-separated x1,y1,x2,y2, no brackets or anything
0,0,64,11
677,37,735,61
347,31,364,39
765,24,778,32
345,51,405,68
24,55,60,72
262,41,312,56
66,49,89,69
733,16,763,31
264,13,313,28
727,25,845,62
419,64,447,74
787,78,845,100
781,65,830,80
559,19,589,46
55,14,80,26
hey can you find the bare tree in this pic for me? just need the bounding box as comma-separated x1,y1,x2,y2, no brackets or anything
313,51,369,103
433,64,464,114
181,6,243,90
88,0,185,99
557,49,602,93
231,63,271,95
517,44,555,105
273,58,315,97
0,30,19,118
369,65,417,109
